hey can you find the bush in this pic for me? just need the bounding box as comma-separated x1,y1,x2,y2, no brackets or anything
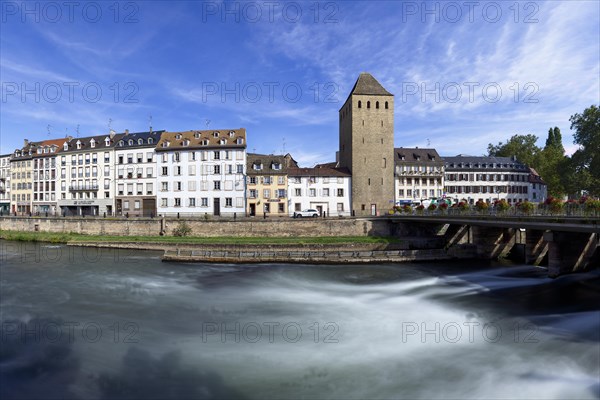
439,202,449,211
475,200,489,212
585,199,600,215
494,199,510,212
427,203,437,211
518,201,535,214
172,221,192,237
402,204,413,213
416,204,425,213
457,201,470,211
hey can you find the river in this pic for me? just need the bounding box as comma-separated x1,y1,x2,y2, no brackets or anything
1,240,599,399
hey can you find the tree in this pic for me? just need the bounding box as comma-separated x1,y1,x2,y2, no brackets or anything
569,105,600,196
536,127,567,197
487,134,540,166
545,127,565,153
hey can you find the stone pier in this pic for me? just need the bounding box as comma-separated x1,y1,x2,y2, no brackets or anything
544,231,599,277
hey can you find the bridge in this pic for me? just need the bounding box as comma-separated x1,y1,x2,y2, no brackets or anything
386,214,600,277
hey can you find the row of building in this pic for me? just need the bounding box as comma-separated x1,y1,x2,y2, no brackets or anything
0,73,547,217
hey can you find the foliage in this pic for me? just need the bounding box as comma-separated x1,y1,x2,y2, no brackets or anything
518,201,535,214
402,204,413,213
475,200,489,212
456,201,470,211
172,221,192,237
487,134,539,166
427,203,437,211
494,199,510,212
544,196,564,214
438,202,449,211
585,198,600,214
569,105,600,196
416,204,425,213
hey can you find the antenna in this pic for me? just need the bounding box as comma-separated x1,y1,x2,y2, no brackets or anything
148,115,153,131
76,124,80,138
108,118,113,131
46,124,52,136
205,119,211,129
426,138,430,147
282,137,286,154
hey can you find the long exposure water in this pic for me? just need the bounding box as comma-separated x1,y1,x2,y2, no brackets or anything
1,240,599,399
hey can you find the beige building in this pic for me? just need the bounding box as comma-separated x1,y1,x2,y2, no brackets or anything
246,153,297,217
10,140,37,215
0,153,11,214
339,73,395,216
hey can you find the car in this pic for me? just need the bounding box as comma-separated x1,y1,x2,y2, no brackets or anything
293,209,319,218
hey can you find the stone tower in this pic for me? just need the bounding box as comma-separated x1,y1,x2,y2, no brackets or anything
339,73,395,216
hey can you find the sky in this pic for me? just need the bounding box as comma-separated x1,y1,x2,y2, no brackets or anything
1,0,599,166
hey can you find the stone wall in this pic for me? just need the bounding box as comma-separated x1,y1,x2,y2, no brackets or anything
0,216,393,238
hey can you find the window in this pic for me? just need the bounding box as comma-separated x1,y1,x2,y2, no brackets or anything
249,189,257,198
123,201,130,210
278,176,285,185
146,167,152,177
161,182,168,191
237,164,244,174
309,188,316,197
214,181,221,190
263,189,270,198
278,203,285,213
189,198,196,207
174,198,181,207
175,166,181,176
337,203,344,211
225,198,232,207
337,188,344,197
161,198,168,207
263,176,272,184
249,177,257,184
134,200,141,210
367,101,371,109
201,198,208,207
176,182,182,191
188,181,197,191
214,151,220,160
162,167,168,176
295,188,301,196
358,100,361,108
277,189,286,198
214,165,220,174
137,183,143,195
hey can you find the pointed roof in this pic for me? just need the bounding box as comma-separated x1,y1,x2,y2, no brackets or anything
349,73,393,96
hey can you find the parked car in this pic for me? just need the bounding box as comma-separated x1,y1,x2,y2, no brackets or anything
293,209,319,218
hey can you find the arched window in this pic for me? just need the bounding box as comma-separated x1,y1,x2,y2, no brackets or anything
367,101,371,109
138,139,143,145
148,138,154,144
376,101,379,109
128,139,133,145
385,101,389,109
358,101,362,108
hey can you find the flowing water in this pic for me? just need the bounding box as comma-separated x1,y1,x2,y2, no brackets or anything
1,240,599,399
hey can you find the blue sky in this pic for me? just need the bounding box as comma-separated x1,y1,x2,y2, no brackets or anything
1,0,599,165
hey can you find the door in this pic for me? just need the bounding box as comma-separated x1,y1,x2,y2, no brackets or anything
371,204,377,216
249,203,256,216
316,205,323,216
213,198,221,216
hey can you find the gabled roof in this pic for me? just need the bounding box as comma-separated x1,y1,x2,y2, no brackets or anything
288,166,351,178
246,153,298,175
394,147,442,163
349,73,393,96
155,129,246,151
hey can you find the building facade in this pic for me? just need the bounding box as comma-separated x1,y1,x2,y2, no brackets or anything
394,148,444,205
528,168,548,202
57,132,122,216
155,129,247,217
32,139,63,215
114,130,163,217
444,155,533,204
246,153,297,217
339,73,395,216
287,165,352,217
10,140,35,215
0,154,11,214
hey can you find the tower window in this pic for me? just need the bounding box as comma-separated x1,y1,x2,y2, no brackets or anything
376,101,379,109
367,101,371,109
358,101,362,108
385,101,389,109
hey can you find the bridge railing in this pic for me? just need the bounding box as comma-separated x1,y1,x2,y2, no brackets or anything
390,203,600,218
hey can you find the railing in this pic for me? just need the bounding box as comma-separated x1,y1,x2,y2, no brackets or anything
390,204,600,218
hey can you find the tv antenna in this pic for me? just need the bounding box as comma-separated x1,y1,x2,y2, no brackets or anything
205,119,211,129
426,138,430,147
282,137,286,154
148,115,153,131
46,124,52,136
76,124,80,138
108,118,113,131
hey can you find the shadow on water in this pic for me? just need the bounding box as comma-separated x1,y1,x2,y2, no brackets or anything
0,318,246,400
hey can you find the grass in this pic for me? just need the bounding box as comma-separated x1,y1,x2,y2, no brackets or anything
0,230,401,245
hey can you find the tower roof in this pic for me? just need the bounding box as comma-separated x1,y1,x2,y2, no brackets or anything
349,73,393,96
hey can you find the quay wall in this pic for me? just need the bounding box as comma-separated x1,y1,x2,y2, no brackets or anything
0,216,393,238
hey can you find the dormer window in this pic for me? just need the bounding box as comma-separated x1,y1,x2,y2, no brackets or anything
201,140,209,146
272,163,281,170
90,139,96,148
161,141,170,148
253,163,263,171
213,131,219,138
138,139,143,145
219,138,226,145
76,141,82,149
236,138,244,145
37,148,42,154
63,143,68,151
175,134,182,140
118,140,124,147
148,138,154,144
183,139,190,146
229,131,235,137
105,138,110,146
128,139,134,146
194,132,201,139
50,146,56,153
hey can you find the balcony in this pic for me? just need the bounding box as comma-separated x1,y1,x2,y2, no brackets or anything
69,184,99,192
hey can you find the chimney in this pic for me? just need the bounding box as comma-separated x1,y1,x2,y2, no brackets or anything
109,129,116,138
149,126,153,134
125,129,129,135
24,139,29,147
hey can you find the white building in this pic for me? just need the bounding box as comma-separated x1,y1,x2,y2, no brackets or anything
528,168,547,203
155,129,247,217
444,155,534,205
32,139,63,215
394,148,444,205
57,132,122,216
114,130,163,217
287,165,352,217
0,153,11,214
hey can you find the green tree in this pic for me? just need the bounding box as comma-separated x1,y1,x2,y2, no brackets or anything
487,134,540,166
569,105,600,196
535,127,567,197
